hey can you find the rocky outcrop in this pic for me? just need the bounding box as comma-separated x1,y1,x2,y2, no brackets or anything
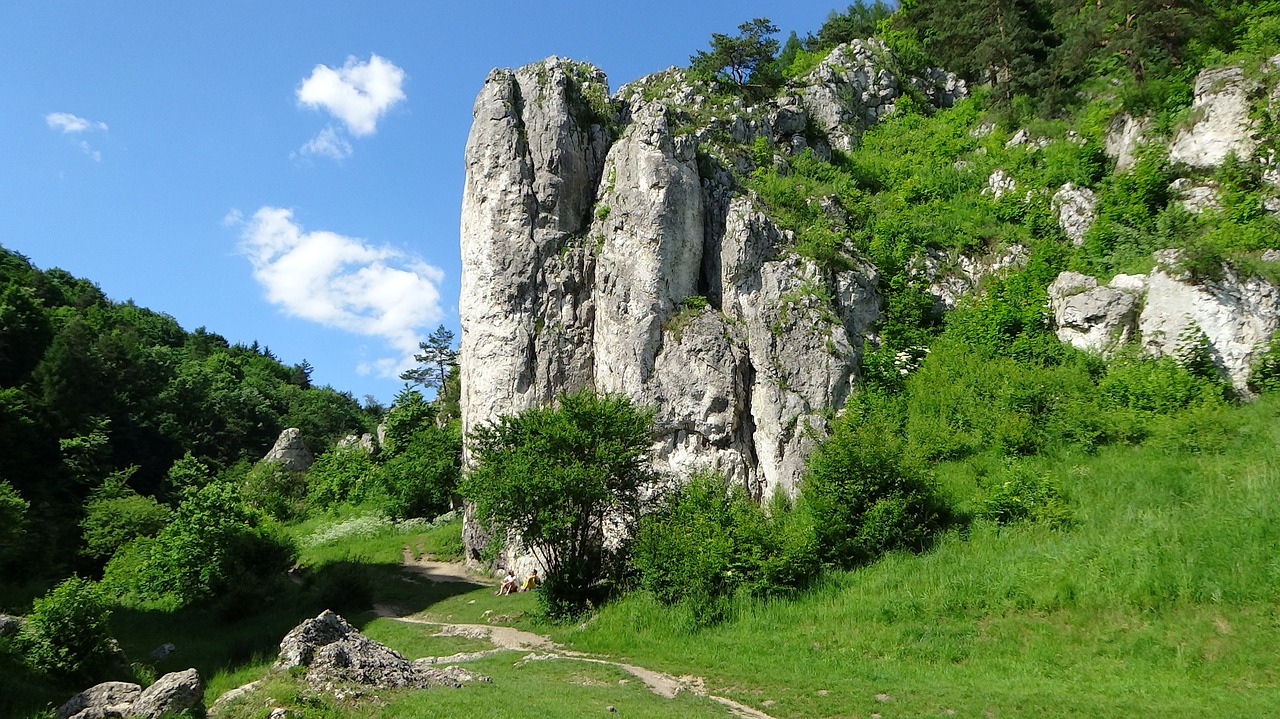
1105,114,1152,172
460,44,965,515
1052,183,1097,246
56,682,140,719
984,169,1017,199
337,433,377,453
130,669,203,719
459,57,612,450
0,613,21,637
1139,251,1280,393
1170,177,1221,213
795,39,965,152
263,427,312,471
56,671,202,719
919,245,1029,312
1047,252,1280,393
276,611,472,691
1047,271,1142,353
1169,66,1256,168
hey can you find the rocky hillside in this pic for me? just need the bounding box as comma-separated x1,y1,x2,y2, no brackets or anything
460,42,965,502
459,39,1280,509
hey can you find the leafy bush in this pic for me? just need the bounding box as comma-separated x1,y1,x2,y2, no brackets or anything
977,464,1072,528
1248,333,1280,394
378,421,461,520
1099,353,1226,416
108,481,296,606
20,577,117,678
306,445,378,509
802,392,953,568
0,479,27,549
633,472,819,625
240,462,308,521
462,390,655,616
81,493,171,560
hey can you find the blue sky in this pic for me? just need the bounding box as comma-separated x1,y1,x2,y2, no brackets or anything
1,1,842,405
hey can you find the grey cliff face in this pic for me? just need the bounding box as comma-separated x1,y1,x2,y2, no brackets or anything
456,46,974,560
460,46,943,513
262,427,312,471
459,58,612,448
1048,253,1280,394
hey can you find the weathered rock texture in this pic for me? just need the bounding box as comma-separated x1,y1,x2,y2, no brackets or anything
1105,114,1151,172
276,611,470,691
1047,252,1280,393
459,44,965,528
56,671,202,719
262,427,313,471
1169,66,1257,167
1052,183,1097,246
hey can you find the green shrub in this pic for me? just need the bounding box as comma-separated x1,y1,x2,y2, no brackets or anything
378,421,461,520
633,472,818,625
802,392,953,568
109,481,296,606
1099,353,1226,416
240,462,308,521
80,493,171,560
306,446,378,509
20,577,117,678
463,390,655,617
0,479,27,549
977,464,1072,529
1248,333,1280,394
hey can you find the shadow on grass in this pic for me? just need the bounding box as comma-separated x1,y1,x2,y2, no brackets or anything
103,561,484,699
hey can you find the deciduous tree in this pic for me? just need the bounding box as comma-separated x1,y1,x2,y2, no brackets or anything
462,390,655,615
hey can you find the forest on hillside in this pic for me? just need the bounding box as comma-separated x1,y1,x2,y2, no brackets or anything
0,245,378,579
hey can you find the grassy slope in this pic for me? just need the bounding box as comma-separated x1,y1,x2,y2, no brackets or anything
14,395,1280,718
549,396,1280,718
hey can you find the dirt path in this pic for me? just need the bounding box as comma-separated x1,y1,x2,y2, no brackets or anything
400,546,492,584
376,559,778,719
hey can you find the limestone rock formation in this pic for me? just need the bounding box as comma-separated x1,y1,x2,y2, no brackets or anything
1170,177,1221,213
919,245,1029,312
1052,183,1097,246
795,39,964,152
460,43,965,513
130,669,203,719
56,671,202,719
1047,252,1280,393
1047,271,1142,353
0,613,20,637
276,610,469,690
1104,114,1151,172
262,428,312,471
56,682,141,719
337,433,377,453
984,169,1016,199
1168,66,1256,168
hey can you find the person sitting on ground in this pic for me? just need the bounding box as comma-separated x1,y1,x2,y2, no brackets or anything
496,569,517,596
520,569,540,592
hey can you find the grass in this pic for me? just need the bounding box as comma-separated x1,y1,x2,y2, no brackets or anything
546,395,1280,717
14,394,1280,718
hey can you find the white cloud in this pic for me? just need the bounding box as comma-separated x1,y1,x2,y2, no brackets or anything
77,141,101,162
298,126,353,161
46,112,107,161
45,112,107,134
237,207,444,378
297,54,405,137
